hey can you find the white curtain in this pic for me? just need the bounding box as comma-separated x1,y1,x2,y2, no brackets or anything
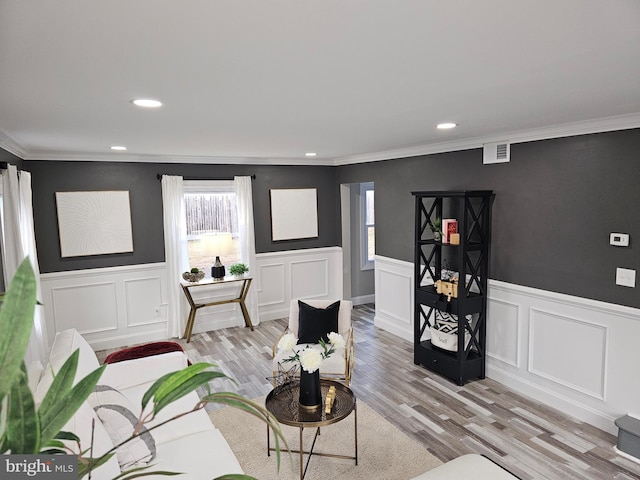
1,165,48,367
161,175,189,338
234,176,259,325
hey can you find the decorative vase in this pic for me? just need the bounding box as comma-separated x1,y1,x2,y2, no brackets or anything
211,256,226,279
299,369,321,410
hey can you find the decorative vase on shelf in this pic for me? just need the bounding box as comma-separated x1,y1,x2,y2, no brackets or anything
211,256,226,280
299,369,322,410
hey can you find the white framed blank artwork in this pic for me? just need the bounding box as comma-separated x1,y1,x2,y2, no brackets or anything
56,191,134,257
270,188,318,241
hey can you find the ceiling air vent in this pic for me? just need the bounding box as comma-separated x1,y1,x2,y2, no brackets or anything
483,141,510,164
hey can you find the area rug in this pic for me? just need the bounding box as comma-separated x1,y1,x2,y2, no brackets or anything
209,397,442,480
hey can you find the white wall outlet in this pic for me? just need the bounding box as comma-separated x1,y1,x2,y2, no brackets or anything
616,268,636,288
610,233,630,247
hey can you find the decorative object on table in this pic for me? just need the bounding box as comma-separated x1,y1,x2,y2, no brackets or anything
325,385,337,414
442,218,458,243
299,369,322,410
276,331,345,409
267,362,299,394
182,267,205,283
211,255,226,279
429,217,443,242
450,232,460,245
430,311,473,352
229,262,249,276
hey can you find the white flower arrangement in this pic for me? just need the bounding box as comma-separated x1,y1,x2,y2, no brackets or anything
277,331,345,373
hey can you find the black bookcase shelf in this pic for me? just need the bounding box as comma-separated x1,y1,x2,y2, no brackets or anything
412,190,494,386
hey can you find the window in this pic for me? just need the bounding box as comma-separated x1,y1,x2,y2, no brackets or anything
361,182,375,270
183,180,241,274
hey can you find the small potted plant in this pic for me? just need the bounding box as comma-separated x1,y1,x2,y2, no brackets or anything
430,218,443,241
229,263,249,277
182,267,205,282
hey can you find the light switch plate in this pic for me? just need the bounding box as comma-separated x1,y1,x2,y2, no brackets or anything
616,268,636,288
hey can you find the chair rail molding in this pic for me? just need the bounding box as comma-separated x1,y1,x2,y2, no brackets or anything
373,256,640,435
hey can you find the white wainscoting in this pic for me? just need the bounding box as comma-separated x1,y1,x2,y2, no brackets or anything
256,247,344,321
41,263,169,351
374,255,414,341
40,247,344,351
373,255,640,435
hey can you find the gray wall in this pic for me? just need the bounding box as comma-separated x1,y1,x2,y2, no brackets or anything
7,127,640,309
337,128,640,309
25,161,340,273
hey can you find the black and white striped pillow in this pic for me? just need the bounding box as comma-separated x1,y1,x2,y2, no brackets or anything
88,385,156,469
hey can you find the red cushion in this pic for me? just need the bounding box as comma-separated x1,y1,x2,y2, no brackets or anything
104,341,184,364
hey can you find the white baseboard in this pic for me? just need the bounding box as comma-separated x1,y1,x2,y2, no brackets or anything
351,294,374,306
487,363,617,435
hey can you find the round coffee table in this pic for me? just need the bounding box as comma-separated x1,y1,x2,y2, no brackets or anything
265,379,357,480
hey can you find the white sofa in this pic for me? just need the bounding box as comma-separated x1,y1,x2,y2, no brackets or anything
34,329,242,479
411,454,519,479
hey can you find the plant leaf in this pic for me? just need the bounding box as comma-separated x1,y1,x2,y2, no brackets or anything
38,363,105,447
141,363,229,416
153,362,220,399
153,371,228,415
6,362,40,453
77,452,116,479
38,349,80,417
0,259,36,400
140,371,174,411
53,430,80,442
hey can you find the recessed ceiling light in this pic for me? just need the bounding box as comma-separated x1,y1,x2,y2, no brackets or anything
305,152,317,157
110,145,127,151
131,98,163,108
437,122,457,129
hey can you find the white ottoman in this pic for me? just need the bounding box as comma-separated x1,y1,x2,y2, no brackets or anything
411,454,518,479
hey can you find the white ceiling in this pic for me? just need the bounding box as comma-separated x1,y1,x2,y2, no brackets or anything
1,0,640,166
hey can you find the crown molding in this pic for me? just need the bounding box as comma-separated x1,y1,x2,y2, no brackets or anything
5,113,640,166
333,113,640,165
0,129,28,158
20,150,335,166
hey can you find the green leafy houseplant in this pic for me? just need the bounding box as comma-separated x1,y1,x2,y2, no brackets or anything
228,263,249,276
429,218,442,241
0,258,287,479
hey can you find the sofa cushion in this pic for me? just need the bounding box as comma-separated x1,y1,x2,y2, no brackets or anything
152,428,243,479
288,299,352,337
297,300,340,344
104,341,184,364
35,328,101,403
88,385,156,469
410,454,518,479
117,383,212,445
61,401,121,480
99,351,188,392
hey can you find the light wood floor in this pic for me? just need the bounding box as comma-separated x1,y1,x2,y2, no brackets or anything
97,304,640,479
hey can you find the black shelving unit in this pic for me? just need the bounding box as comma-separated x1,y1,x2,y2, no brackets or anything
412,190,494,386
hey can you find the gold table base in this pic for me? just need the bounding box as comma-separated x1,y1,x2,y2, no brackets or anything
180,276,253,343
265,379,358,480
